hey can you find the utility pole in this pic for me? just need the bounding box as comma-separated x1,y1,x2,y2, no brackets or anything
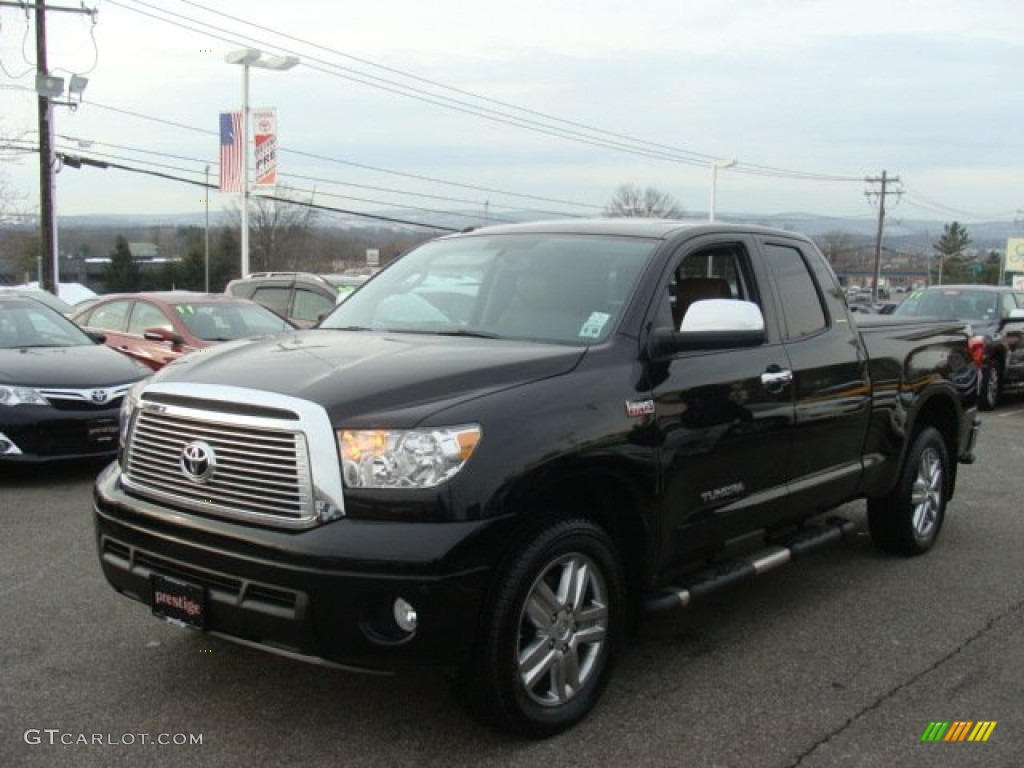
4,0,99,295
35,0,58,295
865,171,901,303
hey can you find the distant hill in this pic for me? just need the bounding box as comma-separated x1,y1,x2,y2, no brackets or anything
11,209,1019,252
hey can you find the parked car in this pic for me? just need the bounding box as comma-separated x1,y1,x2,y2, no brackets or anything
0,296,150,462
71,292,295,371
225,271,368,328
95,220,979,736
892,284,1024,409
0,287,78,316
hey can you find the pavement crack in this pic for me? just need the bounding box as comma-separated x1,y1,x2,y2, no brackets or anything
785,595,1024,768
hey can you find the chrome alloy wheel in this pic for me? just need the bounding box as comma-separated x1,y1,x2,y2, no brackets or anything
911,445,944,540
516,553,609,707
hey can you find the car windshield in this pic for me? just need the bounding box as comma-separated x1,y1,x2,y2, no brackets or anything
318,233,657,344
0,299,97,349
0,289,76,315
894,289,1000,322
173,302,295,341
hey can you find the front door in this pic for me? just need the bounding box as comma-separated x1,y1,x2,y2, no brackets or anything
650,236,795,566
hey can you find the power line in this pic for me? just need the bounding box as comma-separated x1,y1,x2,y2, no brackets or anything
48,149,461,232
111,0,864,183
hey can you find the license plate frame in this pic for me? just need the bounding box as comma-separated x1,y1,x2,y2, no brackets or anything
150,573,206,629
87,417,119,443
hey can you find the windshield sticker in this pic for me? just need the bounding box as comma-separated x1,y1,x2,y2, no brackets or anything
579,312,610,339
176,305,196,315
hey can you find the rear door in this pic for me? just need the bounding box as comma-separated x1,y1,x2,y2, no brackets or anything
759,236,870,509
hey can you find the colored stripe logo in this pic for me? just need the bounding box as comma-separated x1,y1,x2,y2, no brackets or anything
921,721,997,742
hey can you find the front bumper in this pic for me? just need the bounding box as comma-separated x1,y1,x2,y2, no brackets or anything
1,405,121,462
93,464,494,672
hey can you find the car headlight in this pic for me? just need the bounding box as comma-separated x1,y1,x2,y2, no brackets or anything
337,425,481,489
0,386,49,406
119,379,149,451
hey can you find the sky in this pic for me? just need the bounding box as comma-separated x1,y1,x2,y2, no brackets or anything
1,0,1023,233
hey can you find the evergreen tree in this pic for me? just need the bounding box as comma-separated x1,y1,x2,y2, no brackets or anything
103,236,141,292
933,222,971,285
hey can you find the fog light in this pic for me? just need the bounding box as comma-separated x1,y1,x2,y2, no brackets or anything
0,433,23,455
393,597,418,633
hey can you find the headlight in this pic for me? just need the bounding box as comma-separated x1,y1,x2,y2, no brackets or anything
338,425,481,489
0,386,49,406
119,379,149,451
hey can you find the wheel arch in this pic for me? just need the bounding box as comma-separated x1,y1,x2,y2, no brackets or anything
906,390,961,499
484,463,653,631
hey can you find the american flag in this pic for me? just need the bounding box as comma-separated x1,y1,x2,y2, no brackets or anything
219,112,243,193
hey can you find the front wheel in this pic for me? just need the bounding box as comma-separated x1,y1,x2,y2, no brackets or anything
979,360,1001,411
867,426,949,556
455,519,625,738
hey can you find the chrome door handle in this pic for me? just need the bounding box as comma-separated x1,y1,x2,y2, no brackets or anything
761,368,793,393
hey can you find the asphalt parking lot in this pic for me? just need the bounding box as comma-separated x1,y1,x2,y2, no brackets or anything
2,401,1022,768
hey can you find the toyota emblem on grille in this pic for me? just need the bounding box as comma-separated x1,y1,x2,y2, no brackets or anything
180,440,216,483
90,389,110,404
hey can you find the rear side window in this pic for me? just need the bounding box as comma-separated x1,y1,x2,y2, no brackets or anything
251,286,291,317
764,244,826,339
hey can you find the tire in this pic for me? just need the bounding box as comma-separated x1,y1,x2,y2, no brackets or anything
455,519,625,738
867,426,949,556
979,360,1001,411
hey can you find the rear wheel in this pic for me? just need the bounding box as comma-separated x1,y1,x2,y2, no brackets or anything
979,360,1001,411
867,426,949,556
455,518,625,738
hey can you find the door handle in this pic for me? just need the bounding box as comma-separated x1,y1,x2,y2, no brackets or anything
761,368,793,393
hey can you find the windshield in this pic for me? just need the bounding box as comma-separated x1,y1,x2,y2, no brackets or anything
318,233,657,344
0,299,97,349
894,289,1000,323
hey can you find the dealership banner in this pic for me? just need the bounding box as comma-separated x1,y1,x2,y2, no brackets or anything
1006,238,1024,274
253,108,278,187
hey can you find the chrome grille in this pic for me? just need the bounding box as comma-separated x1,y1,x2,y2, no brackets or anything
123,406,316,527
39,382,134,410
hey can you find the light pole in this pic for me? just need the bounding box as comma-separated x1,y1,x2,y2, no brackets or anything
204,164,211,293
708,159,736,222
225,48,299,278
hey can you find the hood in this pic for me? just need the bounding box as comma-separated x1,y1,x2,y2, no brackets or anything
152,330,585,426
0,345,150,388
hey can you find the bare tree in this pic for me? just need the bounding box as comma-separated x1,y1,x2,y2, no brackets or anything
231,186,319,273
604,184,684,218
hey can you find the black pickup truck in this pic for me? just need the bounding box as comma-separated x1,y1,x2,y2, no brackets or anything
94,220,980,737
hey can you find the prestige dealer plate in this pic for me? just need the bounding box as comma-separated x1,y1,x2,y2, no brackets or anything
151,573,206,629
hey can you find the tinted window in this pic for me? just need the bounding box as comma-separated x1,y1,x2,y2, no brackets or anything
764,244,826,339
251,287,291,316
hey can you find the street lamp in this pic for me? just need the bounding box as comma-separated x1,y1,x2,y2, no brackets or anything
35,72,89,294
708,159,736,222
225,48,299,278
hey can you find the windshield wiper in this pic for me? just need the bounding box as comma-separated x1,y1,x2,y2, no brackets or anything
432,329,502,339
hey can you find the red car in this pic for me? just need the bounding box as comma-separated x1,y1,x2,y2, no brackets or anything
71,292,295,371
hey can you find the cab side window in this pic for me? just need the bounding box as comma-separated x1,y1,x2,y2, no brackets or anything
662,244,754,330
764,244,826,340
